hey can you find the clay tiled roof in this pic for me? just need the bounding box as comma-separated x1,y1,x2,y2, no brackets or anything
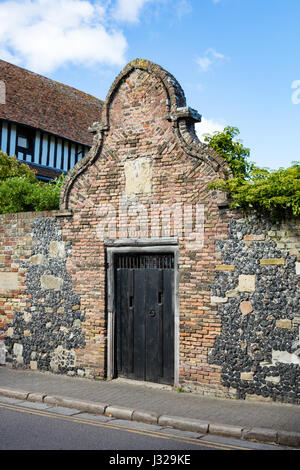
0,59,103,146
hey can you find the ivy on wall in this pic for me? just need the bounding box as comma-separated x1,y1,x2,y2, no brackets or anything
205,127,300,220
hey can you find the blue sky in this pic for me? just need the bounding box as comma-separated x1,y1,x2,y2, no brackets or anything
0,0,299,169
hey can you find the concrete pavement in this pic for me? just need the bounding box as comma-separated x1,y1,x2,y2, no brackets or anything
0,366,299,448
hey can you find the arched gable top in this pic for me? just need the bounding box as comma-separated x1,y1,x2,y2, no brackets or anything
90,58,201,133
60,59,230,210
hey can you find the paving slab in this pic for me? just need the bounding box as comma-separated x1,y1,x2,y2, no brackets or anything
14,401,53,411
157,428,202,439
0,396,26,405
74,413,113,423
45,406,82,416
107,419,163,432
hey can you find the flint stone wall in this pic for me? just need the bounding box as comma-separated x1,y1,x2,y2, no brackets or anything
209,215,300,403
0,211,86,376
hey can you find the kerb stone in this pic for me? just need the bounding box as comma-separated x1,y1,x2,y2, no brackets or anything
158,415,209,434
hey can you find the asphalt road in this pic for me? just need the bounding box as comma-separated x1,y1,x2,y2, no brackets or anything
0,397,288,455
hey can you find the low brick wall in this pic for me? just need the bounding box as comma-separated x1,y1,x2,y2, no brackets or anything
0,210,299,403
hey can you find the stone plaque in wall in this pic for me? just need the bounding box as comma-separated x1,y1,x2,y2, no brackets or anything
124,157,152,196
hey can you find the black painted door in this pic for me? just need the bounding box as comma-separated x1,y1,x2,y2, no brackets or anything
115,253,174,385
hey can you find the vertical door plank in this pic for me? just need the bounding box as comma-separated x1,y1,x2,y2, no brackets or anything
145,269,161,382
133,269,146,380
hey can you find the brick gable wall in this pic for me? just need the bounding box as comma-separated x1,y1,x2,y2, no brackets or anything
59,59,234,391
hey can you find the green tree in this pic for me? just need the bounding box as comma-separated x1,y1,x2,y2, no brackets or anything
0,151,36,181
203,126,253,181
205,127,300,219
0,152,65,214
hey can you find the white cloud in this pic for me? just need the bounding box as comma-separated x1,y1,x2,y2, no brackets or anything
112,0,153,23
175,0,192,19
195,117,225,143
0,0,189,74
0,0,128,74
196,48,228,72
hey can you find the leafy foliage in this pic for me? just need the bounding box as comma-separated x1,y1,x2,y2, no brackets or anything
205,127,300,219
0,151,36,181
203,126,253,180
0,152,65,214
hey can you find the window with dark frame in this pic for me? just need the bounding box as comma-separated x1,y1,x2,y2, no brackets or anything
16,125,34,162
11,122,90,173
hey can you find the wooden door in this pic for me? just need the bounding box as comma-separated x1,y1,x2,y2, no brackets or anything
115,253,174,385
